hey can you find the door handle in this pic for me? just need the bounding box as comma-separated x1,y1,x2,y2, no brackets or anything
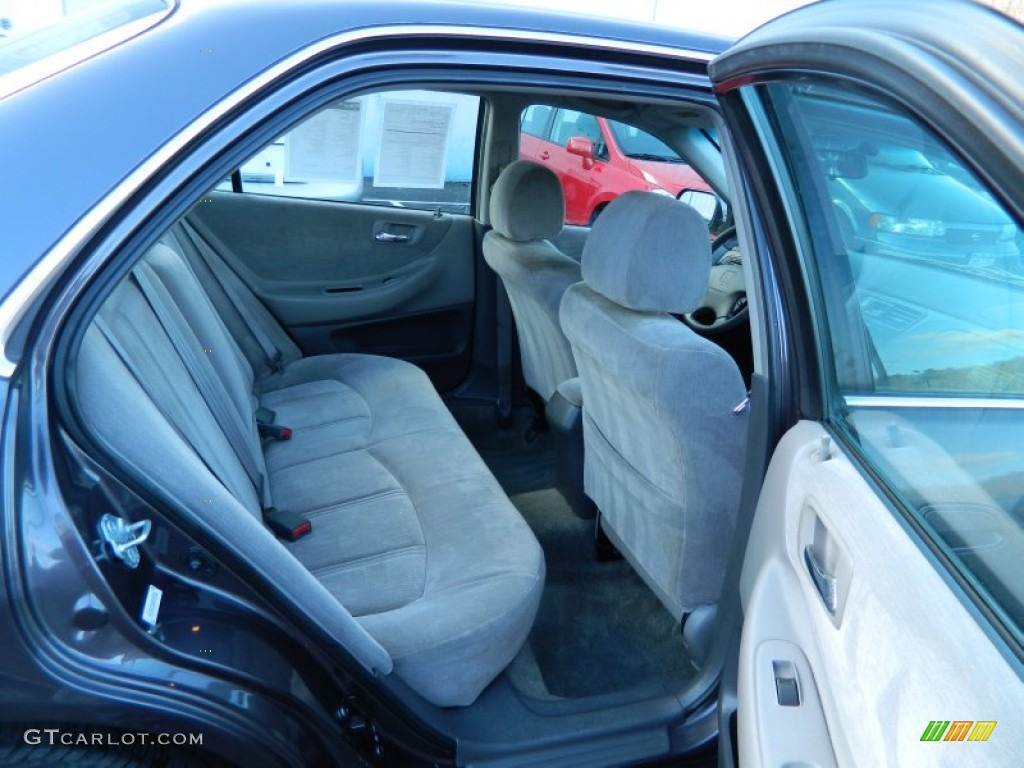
374,231,410,243
803,545,838,615
540,150,550,160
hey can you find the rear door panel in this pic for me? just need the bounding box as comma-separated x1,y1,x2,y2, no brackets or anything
741,420,1023,767
189,191,474,390
712,2,1024,764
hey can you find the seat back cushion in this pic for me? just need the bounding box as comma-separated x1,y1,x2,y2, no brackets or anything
560,192,748,617
484,160,580,400
75,263,393,677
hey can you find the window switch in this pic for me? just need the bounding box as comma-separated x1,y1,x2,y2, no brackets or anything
773,660,801,706
776,676,801,706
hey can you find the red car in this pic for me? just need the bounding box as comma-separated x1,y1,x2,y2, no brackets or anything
520,105,713,225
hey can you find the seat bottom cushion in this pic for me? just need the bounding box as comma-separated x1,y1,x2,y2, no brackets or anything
259,353,546,706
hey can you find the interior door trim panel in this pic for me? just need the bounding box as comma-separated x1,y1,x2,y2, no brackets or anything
751,639,836,767
190,193,474,327
187,192,476,390
739,421,1024,766
259,256,448,324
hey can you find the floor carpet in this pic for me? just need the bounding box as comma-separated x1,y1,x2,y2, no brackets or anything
512,489,695,699
449,404,556,496
449,404,695,700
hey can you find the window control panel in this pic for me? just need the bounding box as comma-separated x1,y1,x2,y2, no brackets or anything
752,641,836,766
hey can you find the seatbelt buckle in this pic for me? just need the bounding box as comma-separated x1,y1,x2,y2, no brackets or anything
255,406,276,425
263,508,311,541
258,423,292,441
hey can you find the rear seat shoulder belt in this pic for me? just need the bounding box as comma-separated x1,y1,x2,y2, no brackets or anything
178,221,286,375
94,316,251,507
132,263,273,508
121,268,311,541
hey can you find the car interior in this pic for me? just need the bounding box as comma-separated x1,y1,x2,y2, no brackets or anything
55,78,761,759
7,0,1017,761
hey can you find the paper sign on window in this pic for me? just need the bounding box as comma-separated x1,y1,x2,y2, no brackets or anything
374,100,454,189
285,100,362,184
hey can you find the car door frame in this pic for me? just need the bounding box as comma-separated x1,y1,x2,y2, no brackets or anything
708,2,1024,764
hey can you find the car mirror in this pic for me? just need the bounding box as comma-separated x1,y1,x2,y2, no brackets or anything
678,189,732,236
678,189,719,221
566,136,596,169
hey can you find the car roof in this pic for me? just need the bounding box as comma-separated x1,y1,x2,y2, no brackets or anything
0,0,731,300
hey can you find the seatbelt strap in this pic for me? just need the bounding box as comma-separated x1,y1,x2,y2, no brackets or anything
132,262,273,510
255,406,276,425
494,278,514,426
179,220,286,375
94,315,246,505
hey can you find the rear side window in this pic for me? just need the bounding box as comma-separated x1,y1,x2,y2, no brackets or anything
754,80,1024,645
220,89,481,215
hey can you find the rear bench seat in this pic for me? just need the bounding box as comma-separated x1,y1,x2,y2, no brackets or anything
74,217,545,707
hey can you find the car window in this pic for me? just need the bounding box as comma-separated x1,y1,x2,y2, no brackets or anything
754,81,1024,645
550,109,602,148
606,119,680,162
518,105,720,229
521,104,553,138
219,88,481,214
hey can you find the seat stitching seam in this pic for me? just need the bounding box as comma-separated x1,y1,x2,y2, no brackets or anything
262,389,362,407
294,414,367,429
366,445,428,598
307,544,425,577
299,488,406,517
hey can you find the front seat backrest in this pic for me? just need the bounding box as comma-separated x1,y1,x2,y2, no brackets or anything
560,191,748,619
483,160,581,402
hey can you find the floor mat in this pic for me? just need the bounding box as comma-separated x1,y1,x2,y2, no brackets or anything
449,404,555,496
447,404,695,700
511,489,696,699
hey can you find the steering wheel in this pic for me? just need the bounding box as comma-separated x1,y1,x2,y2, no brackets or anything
680,225,748,334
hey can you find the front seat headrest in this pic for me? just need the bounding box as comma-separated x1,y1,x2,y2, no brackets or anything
489,160,565,242
581,191,712,314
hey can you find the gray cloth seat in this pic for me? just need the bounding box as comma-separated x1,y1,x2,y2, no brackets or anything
75,223,545,707
560,191,748,620
483,160,581,402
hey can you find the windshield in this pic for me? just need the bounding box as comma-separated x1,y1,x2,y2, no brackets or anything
606,119,681,162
